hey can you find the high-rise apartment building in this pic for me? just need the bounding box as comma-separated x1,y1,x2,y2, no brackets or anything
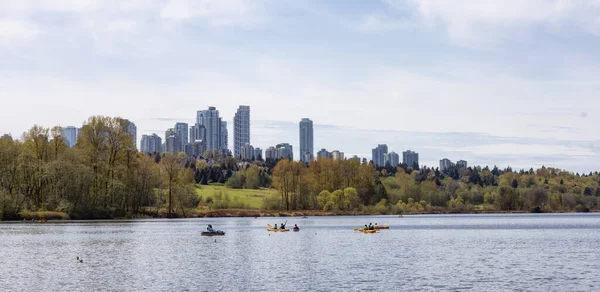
233,105,250,158
175,122,188,151
372,144,388,167
123,119,137,148
331,150,344,160
189,124,206,144
299,118,314,163
402,150,419,168
62,126,78,148
221,121,228,155
440,158,454,172
276,143,293,160
457,160,468,169
384,151,399,167
196,106,222,151
141,134,162,153
253,148,263,161
265,147,278,160
191,140,206,158
317,148,332,159
240,143,254,161
166,135,181,153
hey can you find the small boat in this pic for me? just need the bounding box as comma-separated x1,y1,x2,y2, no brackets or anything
301,216,307,219
358,229,377,233
293,227,300,232
39,219,47,223
267,228,290,232
201,231,225,236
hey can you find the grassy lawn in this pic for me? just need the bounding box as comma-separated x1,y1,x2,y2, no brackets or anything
195,184,278,209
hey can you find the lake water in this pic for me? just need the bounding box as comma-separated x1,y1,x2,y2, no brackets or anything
1,214,600,291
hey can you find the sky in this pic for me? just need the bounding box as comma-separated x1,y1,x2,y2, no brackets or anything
0,0,599,173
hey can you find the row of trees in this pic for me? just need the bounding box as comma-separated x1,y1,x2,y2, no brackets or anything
0,117,199,220
269,158,600,213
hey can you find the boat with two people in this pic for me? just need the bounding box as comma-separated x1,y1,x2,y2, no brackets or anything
354,223,379,233
201,224,225,236
267,222,290,232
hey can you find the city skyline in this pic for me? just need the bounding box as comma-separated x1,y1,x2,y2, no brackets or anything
1,1,599,172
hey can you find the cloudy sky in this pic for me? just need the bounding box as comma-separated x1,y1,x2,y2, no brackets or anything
1,0,599,172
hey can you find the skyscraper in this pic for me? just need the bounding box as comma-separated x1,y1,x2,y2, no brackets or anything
317,148,332,159
402,150,419,168
265,146,278,160
253,148,263,161
189,124,206,143
175,122,188,151
165,128,181,153
331,150,344,160
123,119,137,149
234,105,250,158
372,144,388,167
299,118,314,163
384,151,399,167
276,143,293,160
62,126,78,148
440,158,454,172
141,133,162,153
196,106,222,151
221,120,228,155
240,143,254,161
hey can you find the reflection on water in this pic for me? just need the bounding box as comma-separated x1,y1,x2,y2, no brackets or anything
1,214,600,291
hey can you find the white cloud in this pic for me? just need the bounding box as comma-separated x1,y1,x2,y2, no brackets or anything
160,0,267,27
0,18,39,46
381,0,600,47
357,13,413,32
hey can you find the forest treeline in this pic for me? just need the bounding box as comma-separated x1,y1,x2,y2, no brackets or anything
1,116,599,220
268,159,600,214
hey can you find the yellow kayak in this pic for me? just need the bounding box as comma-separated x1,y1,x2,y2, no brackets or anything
267,228,290,232
359,229,377,233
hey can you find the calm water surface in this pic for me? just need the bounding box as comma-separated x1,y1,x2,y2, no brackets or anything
1,213,600,291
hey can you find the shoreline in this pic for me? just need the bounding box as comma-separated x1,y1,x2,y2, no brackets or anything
5,208,599,221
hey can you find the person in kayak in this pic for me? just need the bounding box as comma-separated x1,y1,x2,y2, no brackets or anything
207,224,215,232
274,224,278,229
369,223,374,230
363,224,368,230
280,223,286,229
293,224,299,230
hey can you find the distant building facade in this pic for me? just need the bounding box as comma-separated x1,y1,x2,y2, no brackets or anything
221,121,228,156
166,134,181,153
175,122,188,151
191,140,207,158
276,143,293,160
457,160,468,169
141,133,162,153
253,148,263,161
233,105,250,158
384,151,399,167
241,143,254,161
317,148,332,159
265,146,278,160
372,144,388,167
331,150,344,160
440,158,454,172
62,126,78,148
402,150,419,168
299,118,314,163
124,120,137,148
196,106,223,151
